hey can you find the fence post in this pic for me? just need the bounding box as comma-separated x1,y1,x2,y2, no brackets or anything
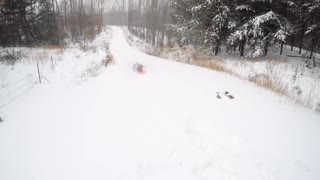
37,62,41,84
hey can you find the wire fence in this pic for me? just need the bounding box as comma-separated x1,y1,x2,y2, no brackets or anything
0,75,30,90
0,75,35,110
0,82,31,100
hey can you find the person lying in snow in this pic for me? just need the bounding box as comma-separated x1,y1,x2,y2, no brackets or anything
133,63,146,74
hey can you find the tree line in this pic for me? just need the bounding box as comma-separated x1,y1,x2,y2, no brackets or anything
105,0,171,47
2,0,319,59
0,0,107,48
171,0,320,58
107,0,319,58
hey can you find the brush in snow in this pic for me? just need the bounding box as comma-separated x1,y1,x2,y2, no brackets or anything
225,94,234,100
133,63,146,74
224,91,234,100
227,95,234,99
316,103,320,113
216,92,221,99
0,116,2,123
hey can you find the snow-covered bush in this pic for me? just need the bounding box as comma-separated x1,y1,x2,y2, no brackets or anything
0,49,23,65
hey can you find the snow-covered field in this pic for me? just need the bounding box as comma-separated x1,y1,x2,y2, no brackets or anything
124,27,320,111
0,27,320,180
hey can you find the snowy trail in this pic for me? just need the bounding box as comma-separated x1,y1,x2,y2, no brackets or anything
0,27,320,180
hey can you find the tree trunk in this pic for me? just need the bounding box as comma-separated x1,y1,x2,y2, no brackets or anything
215,46,219,56
264,42,269,56
167,31,172,48
280,41,284,55
70,0,74,43
280,2,287,55
299,25,305,55
23,15,38,45
79,0,83,36
310,38,315,59
291,35,294,51
160,30,165,48
240,39,245,57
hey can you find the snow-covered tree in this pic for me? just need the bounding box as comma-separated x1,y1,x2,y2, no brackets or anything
195,1,232,55
304,0,320,58
170,0,204,46
227,11,288,57
171,0,233,54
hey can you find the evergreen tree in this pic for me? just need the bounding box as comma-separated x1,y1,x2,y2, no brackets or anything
0,0,61,47
171,0,203,46
304,0,320,58
227,11,287,57
0,0,38,46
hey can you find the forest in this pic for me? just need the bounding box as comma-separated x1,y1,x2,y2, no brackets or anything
1,0,319,59
0,0,106,47
169,0,320,58
105,0,320,59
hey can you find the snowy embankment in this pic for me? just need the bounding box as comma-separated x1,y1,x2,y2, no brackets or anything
0,27,320,180
0,28,111,88
123,27,320,111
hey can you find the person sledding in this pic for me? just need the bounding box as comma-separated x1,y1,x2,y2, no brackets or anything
133,63,146,74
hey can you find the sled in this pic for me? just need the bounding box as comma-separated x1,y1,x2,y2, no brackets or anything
133,63,146,75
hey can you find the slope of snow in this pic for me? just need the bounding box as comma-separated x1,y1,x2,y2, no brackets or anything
0,27,320,180
123,27,320,110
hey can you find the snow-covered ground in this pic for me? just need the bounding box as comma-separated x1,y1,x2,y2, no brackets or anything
124,27,320,111
0,27,320,180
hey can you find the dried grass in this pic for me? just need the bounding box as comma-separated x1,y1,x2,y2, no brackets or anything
80,43,97,52
102,54,114,67
248,74,288,96
31,52,50,62
192,59,234,75
33,45,65,54
183,54,290,97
